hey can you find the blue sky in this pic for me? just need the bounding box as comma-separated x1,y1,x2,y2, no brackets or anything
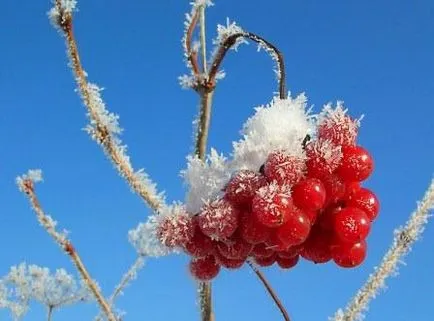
1,0,433,320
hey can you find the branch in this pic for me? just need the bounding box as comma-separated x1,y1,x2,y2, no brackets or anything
247,261,291,321
17,172,118,321
183,8,201,77
208,32,287,99
331,178,434,321
50,1,165,213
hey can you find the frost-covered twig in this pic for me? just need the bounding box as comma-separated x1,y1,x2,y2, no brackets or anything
49,0,165,213
331,178,434,321
17,171,118,321
208,31,286,99
247,261,291,321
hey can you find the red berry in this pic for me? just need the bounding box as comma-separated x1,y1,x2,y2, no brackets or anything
277,255,299,269
292,178,326,212
225,170,267,206
301,226,332,264
346,188,380,221
252,183,294,228
264,150,306,185
277,245,303,259
157,213,195,248
216,238,253,260
304,210,319,225
334,207,371,243
276,210,311,247
189,255,220,281
214,251,245,269
337,146,374,182
254,253,277,267
318,204,343,231
318,106,359,146
322,174,346,206
306,139,342,179
345,181,361,198
252,243,275,258
197,199,239,240
239,211,271,244
331,240,367,268
184,226,215,257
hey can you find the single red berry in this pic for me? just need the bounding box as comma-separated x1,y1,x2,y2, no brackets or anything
277,245,303,259
252,183,294,228
157,213,195,248
184,226,215,257
264,150,306,185
292,178,326,212
346,188,380,221
276,209,311,247
331,240,367,268
214,251,245,269
197,199,239,240
301,226,332,264
277,255,299,269
345,181,361,198
337,146,374,182
189,255,220,281
334,207,371,243
265,231,291,252
239,211,271,244
322,174,346,206
306,139,342,179
252,243,275,258
254,253,277,267
225,170,267,206
318,106,359,146
216,238,253,260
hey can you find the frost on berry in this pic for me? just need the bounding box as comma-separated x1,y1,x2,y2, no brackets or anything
197,198,239,240
157,207,195,248
292,178,327,212
346,187,380,221
331,240,367,268
216,237,253,260
317,102,360,146
306,139,342,179
189,256,220,281
239,211,271,244
214,251,245,269
252,182,294,228
264,150,306,185
337,145,374,182
334,207,371,243
322,174,346,206
184,226,215,257
225,170,267,206
275,209,311,247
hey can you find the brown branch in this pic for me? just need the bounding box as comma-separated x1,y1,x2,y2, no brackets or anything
195,89,214,159
247,261,291,321
18,178,118,321
185,8,201,77
208,32,287,99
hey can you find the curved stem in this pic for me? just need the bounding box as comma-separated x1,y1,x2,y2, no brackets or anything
248,261,291,321
47,306,54,321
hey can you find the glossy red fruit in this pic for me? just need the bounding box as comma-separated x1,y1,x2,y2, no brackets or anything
239,211,271,244
331,240,367,268
265,232,291,252
252,183,294,228
345,181,361,198
337,146,374,182
263,150,306,185
197,199,239,240
305,139,342,179
225,170,267,206
189,255,220,280
276,210,311,247
277,255,299,269
318,108,359,146
214,251,245,269
216,238,253,260
157,213,195,248
277,245,303,259
322,174,346,206
334,207,371,243
184,226,215,257
254,253,277,267
292,178,326,212
252,243,275,258
346,188,380,221
301,227,332,264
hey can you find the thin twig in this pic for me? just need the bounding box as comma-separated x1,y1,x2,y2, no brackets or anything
195,89,214,159
247,261,291,321
199,5,207,74
331,179,434,321
185,8,201,77
53,2,164,213
208,32,287,99
18,178,118,321
47,305,53,321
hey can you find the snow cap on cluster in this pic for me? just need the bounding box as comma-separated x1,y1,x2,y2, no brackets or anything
232,94,313,171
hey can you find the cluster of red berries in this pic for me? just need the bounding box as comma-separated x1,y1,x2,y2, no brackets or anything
158,110,379,281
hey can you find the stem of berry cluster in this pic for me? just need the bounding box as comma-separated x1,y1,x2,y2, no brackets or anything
47,306,53,321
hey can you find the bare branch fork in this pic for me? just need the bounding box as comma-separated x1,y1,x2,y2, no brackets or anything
17,177,118,321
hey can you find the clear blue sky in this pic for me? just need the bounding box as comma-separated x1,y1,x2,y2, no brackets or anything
1,1,433,320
